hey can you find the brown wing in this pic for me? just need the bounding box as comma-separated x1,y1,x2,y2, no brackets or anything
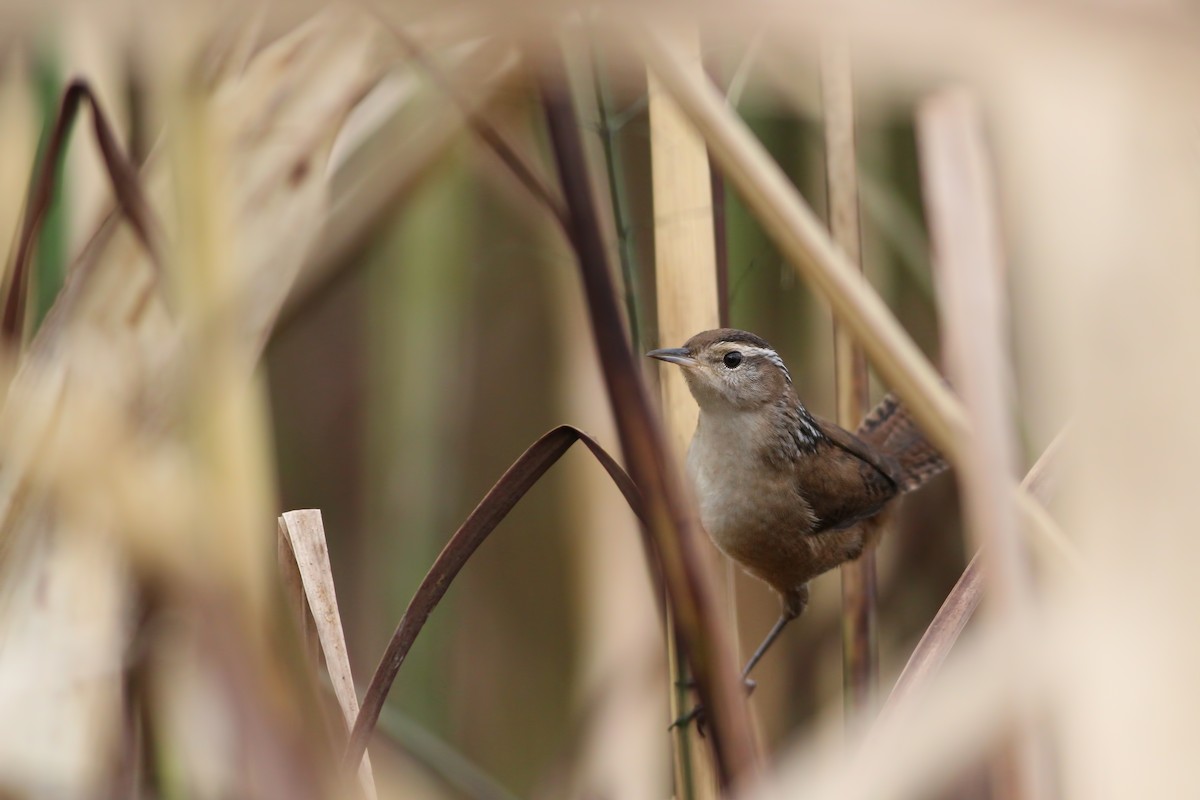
796,418,902,533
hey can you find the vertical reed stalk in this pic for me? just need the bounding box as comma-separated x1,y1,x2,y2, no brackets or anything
647,26,731,798
820,39,877,720
916,89,1046,800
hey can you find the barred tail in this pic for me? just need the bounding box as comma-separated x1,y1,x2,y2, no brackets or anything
857,393,949,493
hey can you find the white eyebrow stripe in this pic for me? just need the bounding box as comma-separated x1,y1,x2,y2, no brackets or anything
734,345,792,384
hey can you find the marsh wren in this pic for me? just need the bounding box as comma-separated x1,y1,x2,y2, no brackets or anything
649,328,947,686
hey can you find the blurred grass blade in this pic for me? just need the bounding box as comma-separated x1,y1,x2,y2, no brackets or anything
279,509,378,800
820,38,878,719
917,89,1031,607
283,38,519,328
344,425,650,772
918,89,1046,800
4,79,163,346
539,50,761,788
634,26,1076,568
375,703,523,800
881,427,1067,719
376,21,568,233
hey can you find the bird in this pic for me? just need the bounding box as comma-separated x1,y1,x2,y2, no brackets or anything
647,327,948,702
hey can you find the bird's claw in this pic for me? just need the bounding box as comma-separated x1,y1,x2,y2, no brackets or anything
670,704,709,737
669,677,757,736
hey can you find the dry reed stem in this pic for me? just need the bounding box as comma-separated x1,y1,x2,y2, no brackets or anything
820,38,877,718
646,25,734,798
279,510,378,800
635,26,1076,569
540,59,760,787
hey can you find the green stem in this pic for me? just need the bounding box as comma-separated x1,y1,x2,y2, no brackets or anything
588,43,643,350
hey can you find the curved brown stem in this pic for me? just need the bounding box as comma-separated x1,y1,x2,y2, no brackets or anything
6,79,163,344
342,425,652,772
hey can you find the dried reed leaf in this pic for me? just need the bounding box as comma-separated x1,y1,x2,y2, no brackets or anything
344,425,648,773
279,510,378,800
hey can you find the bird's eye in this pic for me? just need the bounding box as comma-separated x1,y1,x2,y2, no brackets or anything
723,351,743,369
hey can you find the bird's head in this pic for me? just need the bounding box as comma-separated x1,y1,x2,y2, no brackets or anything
647,328,794,412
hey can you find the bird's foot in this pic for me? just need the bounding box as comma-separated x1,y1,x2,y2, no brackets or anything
669,678,757,737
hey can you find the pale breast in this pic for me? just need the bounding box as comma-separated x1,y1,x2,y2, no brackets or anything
686,409,816,565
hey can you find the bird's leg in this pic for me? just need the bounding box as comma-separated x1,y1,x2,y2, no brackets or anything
671,585,809,735
740,584,808,681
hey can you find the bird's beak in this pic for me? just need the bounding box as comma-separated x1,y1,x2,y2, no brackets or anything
646,347,699,367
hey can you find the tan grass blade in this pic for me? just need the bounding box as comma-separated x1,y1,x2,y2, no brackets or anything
646,25,737,797
279,510,378,800
636,27,1075,568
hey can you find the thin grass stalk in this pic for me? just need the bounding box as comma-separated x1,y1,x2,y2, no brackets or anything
916,89,1046,800
635,28,1076,567
540,49,760,787
647,27,730,799
820,39,877,718
590,43,643,349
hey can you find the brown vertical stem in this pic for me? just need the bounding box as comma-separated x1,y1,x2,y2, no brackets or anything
540,47,760,789
820,40,877,716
